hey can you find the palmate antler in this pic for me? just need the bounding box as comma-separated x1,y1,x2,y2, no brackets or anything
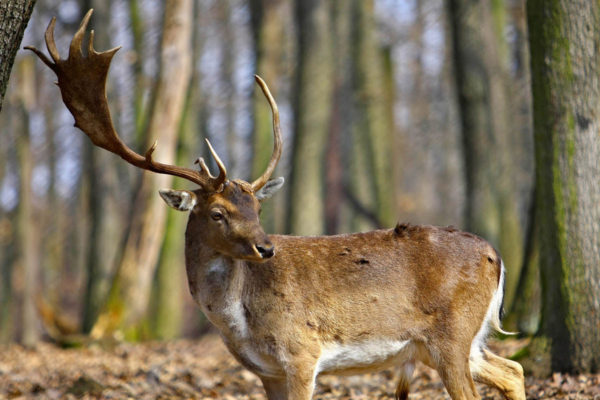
26,9,282,192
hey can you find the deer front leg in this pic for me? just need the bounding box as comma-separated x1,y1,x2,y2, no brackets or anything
260,376,288,400
283,364,318,400
277,349,319,400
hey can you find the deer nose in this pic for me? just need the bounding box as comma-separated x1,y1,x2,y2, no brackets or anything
255,244,275,259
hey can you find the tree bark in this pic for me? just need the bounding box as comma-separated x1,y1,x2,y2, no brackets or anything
349,0,395,229
448,0,524,309
14,58,40,346
91,0,193,339
527,0,600,374
0,0,35,112
287,0,334,235
325,0,352,234
79,0,125,335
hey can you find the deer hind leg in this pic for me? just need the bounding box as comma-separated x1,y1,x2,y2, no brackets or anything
395,362,415,400
426,344,480,400
470,348,525,400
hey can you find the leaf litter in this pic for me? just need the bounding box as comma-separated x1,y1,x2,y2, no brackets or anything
1,335,599,399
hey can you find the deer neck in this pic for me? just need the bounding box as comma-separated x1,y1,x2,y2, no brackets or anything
184,219,249,337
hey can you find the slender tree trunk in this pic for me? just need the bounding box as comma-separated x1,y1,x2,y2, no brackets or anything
0,210,16,342
14,58,40,346
325,0,352,234
448,0,523,309
527,0,600,375
218,0,238,174
91,0,193,339
80,0,124,334
0,0,36,111
129,0,147,139
287,0,334,235
349,0,394,229
249,0,286,233
504,0,538,331
150,0,212,338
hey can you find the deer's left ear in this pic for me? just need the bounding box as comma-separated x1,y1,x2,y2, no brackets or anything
159,189,197,211
255,177,285,201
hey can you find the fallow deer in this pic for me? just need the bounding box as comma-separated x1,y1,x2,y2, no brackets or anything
27,10,526,400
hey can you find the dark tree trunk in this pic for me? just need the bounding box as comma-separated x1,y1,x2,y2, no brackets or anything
287,0,334,235
528,0,600,375
448,0,524,309
0,0,35,112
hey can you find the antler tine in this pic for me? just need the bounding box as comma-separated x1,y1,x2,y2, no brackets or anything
45,17,60,63
69,9,93,59
251,75,282,191
88,30,96,54
195,157,216,179
205,139,228,189
24,18,57,69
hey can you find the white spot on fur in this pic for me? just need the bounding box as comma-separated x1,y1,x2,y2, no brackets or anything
316,339,412,374
208,257,227,274
223,299,249,338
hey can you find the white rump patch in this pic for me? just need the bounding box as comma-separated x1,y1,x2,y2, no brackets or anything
470,259,511,360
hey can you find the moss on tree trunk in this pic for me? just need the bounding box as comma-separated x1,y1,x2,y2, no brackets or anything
527,0,600,374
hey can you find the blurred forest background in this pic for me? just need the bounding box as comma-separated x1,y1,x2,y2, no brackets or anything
0,0,598,375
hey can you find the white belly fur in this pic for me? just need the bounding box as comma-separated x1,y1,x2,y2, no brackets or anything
316,339,413,375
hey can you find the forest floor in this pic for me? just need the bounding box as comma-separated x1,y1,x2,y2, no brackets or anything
1,334,599,399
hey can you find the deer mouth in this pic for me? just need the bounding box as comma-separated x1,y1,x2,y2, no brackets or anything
249,243,275,261
254,244,275,259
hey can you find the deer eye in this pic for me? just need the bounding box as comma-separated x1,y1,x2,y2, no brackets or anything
210,210,224,221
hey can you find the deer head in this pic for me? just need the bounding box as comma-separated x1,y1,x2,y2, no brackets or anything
26,9,284,262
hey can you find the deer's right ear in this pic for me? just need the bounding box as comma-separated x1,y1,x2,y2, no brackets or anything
159,189,197,211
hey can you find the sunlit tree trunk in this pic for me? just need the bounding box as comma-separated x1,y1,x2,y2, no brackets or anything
91,0,193,339
0,0,35,111
287,0,334,235
448,0,523,309
527,0,600,374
